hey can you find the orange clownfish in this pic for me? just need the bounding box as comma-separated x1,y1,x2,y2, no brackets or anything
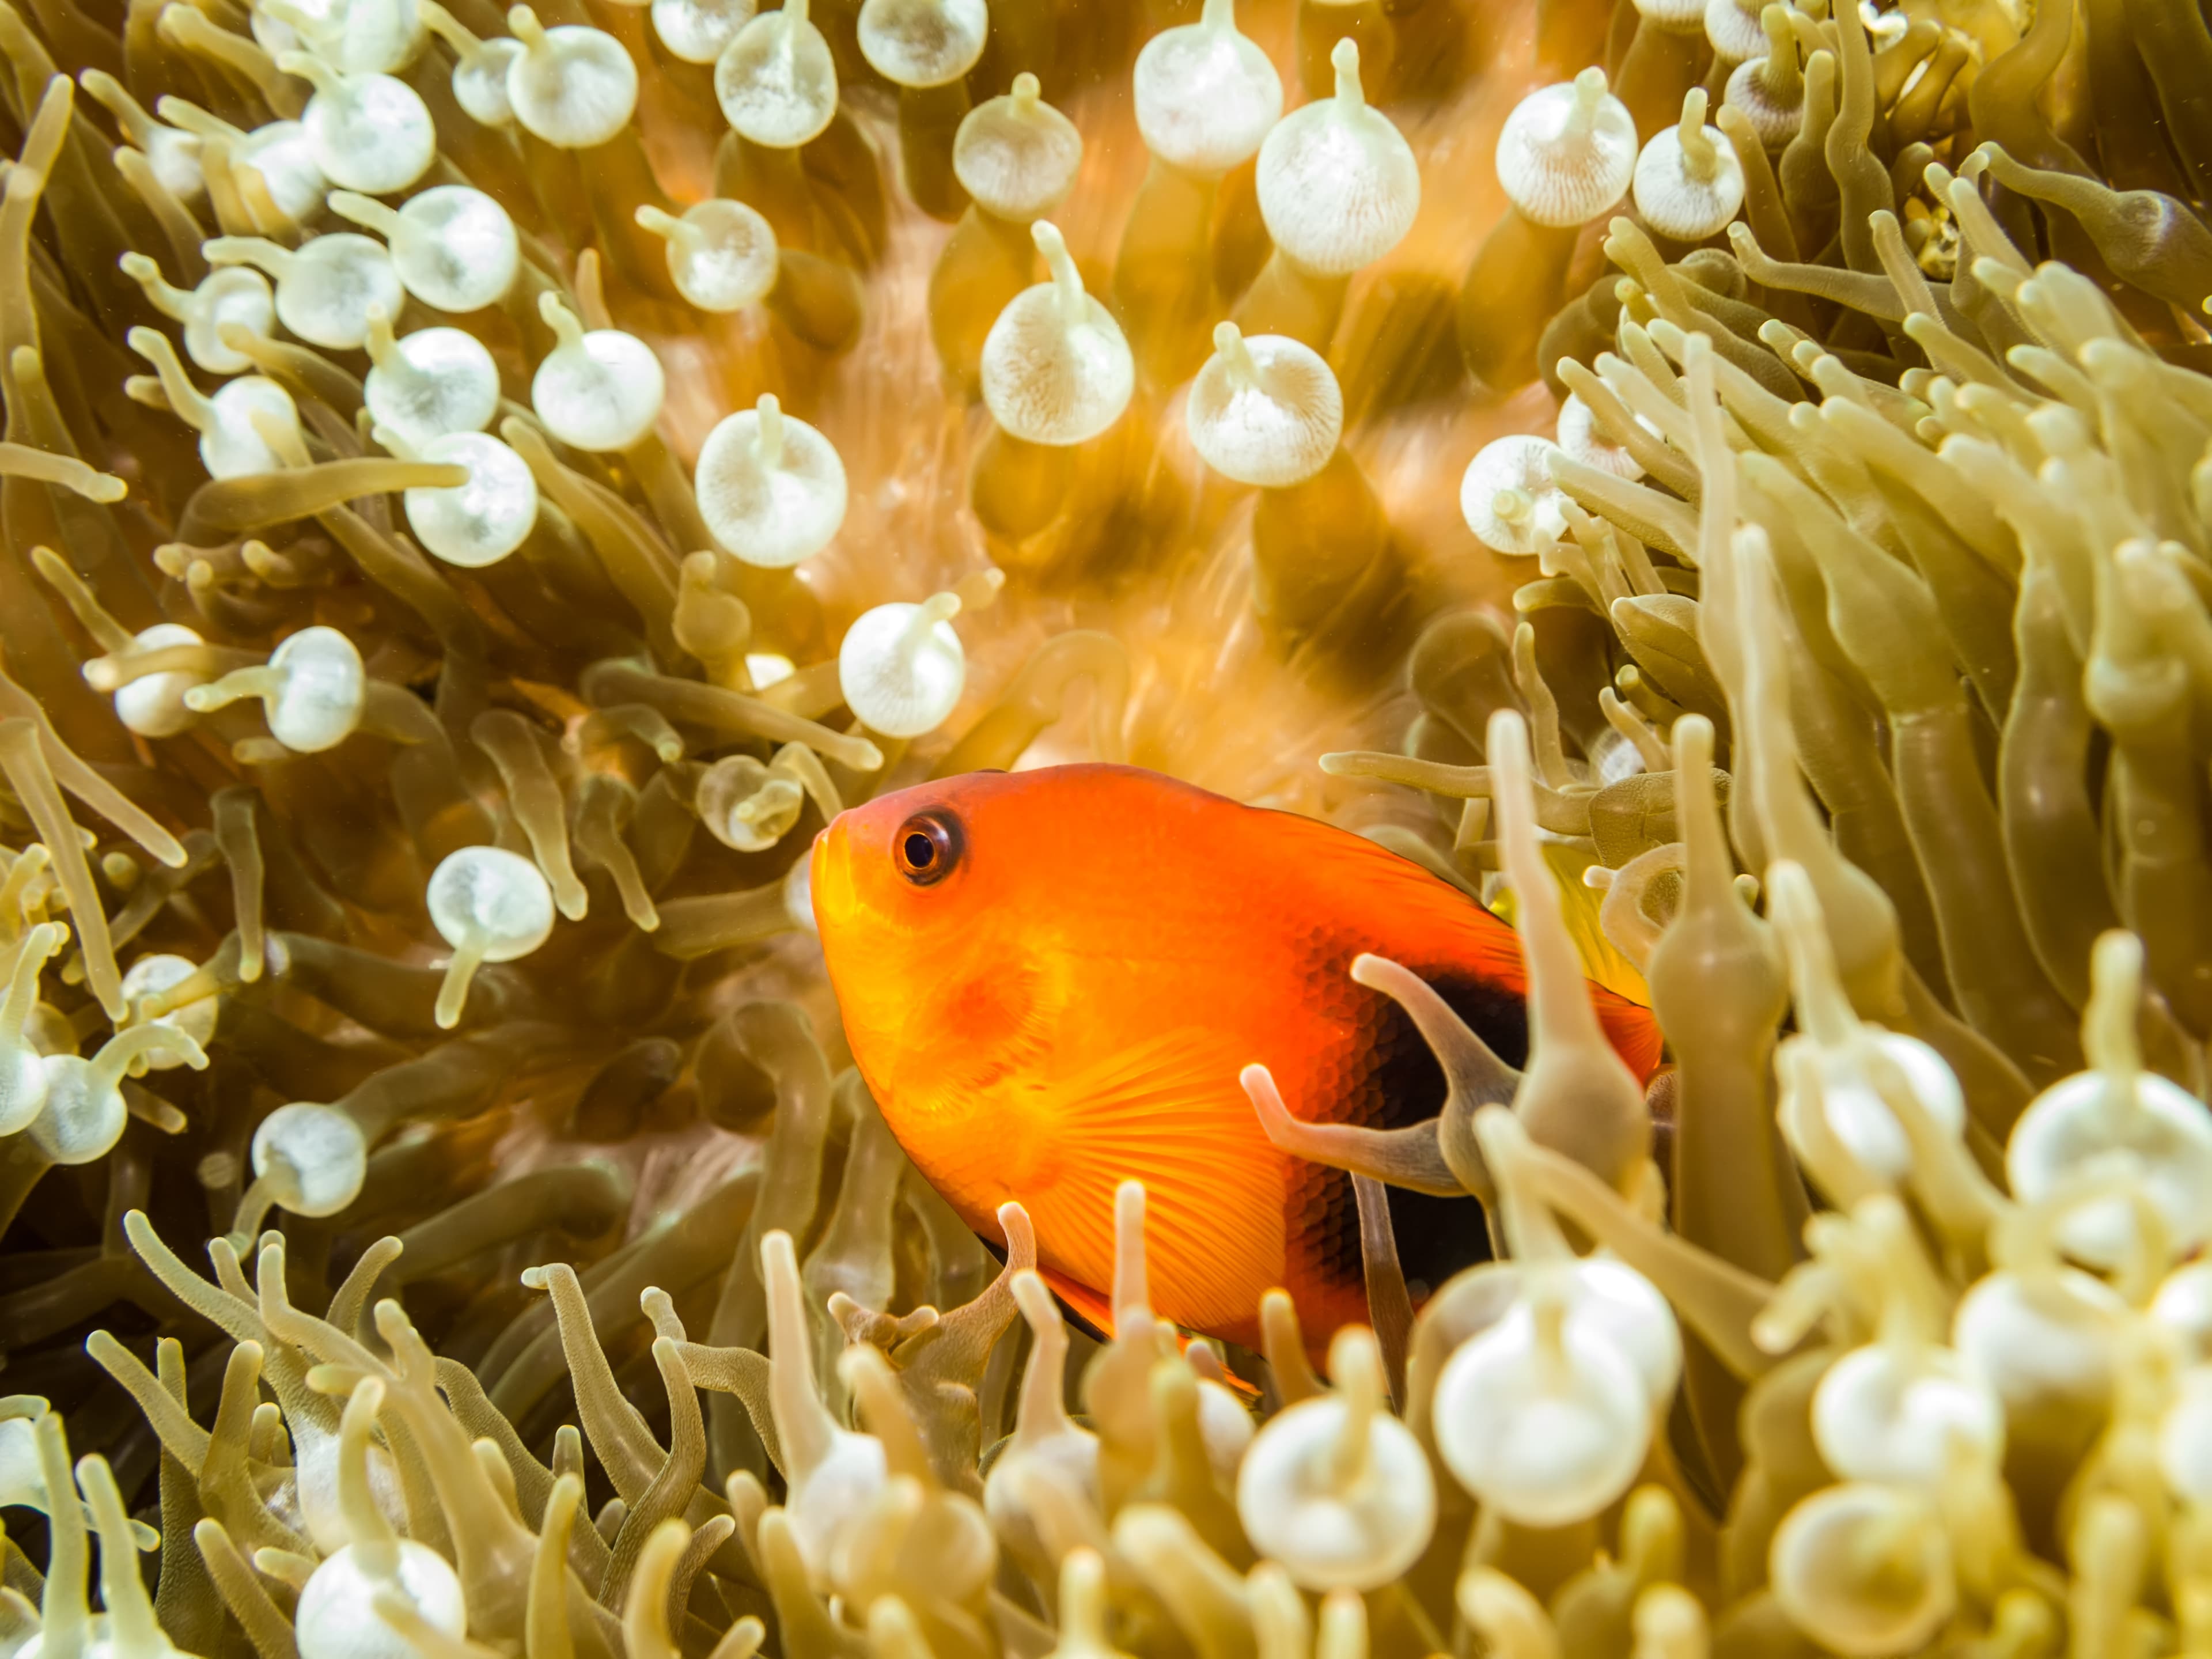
809,763,1662,1352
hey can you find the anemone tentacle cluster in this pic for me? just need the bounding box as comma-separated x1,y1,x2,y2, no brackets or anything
2,1,2211,1659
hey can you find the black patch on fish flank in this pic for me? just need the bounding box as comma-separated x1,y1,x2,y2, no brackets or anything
1368,970,1532,1107
1383,1183,1493,1294
1362,968,1520,1293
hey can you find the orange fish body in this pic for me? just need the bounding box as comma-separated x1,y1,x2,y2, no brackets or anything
810,764,1661,1351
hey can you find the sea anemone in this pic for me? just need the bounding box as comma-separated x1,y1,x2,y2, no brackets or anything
3,1,2212,1658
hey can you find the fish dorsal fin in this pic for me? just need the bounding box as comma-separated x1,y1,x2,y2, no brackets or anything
1246,805,1528,968
1017,1027,1290,1342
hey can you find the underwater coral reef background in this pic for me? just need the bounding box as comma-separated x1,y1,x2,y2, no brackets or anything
2,0,2212,1656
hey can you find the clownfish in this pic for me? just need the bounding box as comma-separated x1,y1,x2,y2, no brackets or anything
809,763,1662,1351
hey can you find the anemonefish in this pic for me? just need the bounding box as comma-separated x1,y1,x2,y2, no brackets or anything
810,763,1662,1351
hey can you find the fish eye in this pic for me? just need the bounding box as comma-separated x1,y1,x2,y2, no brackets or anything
893,812,960,887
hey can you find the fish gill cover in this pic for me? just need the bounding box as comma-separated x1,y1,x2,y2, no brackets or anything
0,1,2205,1658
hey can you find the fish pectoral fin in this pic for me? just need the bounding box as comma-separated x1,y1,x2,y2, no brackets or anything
1036,1267,1116,1343
1024,1028,1290,1339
